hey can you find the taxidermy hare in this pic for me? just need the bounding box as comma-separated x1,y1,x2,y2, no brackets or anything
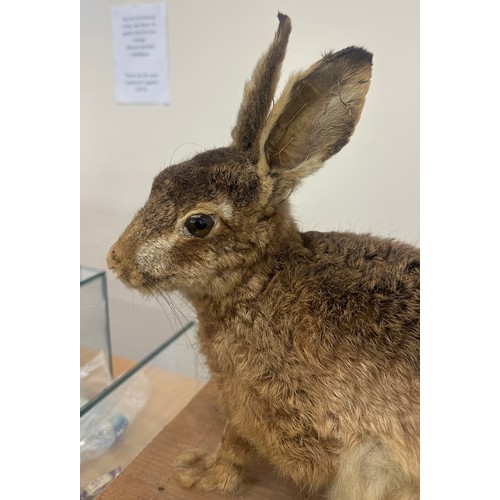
107,13,419,500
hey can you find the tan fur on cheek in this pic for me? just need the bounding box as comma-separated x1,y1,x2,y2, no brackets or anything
136,235,178,278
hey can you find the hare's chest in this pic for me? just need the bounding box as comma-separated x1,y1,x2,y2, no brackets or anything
202,320,287,385
205,324,330,436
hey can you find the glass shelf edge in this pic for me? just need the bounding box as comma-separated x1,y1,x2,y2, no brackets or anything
80,320,196,417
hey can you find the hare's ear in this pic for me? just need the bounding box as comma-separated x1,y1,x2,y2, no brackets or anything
231,13,291,156
259,47,373,205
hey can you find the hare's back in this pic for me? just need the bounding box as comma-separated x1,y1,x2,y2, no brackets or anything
268,230,420,364
299,230,419,300
300,231,419,274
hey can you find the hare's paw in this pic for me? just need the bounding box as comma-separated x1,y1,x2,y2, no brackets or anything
174,449,244,493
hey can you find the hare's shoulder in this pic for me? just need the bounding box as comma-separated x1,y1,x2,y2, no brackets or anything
267,230,420,320
300,230,419,270
293,230,418,289
268,230,420,361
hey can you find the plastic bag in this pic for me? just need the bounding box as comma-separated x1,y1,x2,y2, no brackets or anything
80,351,113,406
80,351,150,462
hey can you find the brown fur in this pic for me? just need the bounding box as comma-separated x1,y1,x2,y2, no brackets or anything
108,13,419,500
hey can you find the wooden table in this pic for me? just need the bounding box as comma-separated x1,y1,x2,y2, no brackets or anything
99,381,327,499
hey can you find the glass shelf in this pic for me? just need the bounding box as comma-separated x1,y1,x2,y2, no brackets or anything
80,321,205,498
80,266,113,381
80,321,195,418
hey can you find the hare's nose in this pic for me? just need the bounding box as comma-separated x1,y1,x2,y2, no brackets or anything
106,247,121,271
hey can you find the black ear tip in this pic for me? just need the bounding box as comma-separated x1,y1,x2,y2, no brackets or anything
334,46,373,66
277,12,290,24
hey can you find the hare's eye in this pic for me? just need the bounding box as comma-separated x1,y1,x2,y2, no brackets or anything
184,214,216,237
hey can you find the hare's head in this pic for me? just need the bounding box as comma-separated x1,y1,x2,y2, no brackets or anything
107,14,372,299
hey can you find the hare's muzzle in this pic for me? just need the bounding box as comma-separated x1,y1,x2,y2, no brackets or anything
106,243,125,279
106,241,143,289
106,247,119,271
107,232,159,293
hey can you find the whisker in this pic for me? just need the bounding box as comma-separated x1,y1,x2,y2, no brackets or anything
171,291,195,315
156,288,189,327
168,143,206,167
96,237,115,246
143,279,206,380
145,284,176,334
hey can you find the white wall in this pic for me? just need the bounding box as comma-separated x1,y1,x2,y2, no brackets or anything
81,0,419,372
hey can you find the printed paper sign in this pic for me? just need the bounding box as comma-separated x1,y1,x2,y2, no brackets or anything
111,3,170,105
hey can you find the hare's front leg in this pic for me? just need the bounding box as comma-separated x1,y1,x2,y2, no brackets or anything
174,423,252,494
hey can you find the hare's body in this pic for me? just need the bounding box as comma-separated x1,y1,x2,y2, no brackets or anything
108,14,419,500
191,222,419,495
